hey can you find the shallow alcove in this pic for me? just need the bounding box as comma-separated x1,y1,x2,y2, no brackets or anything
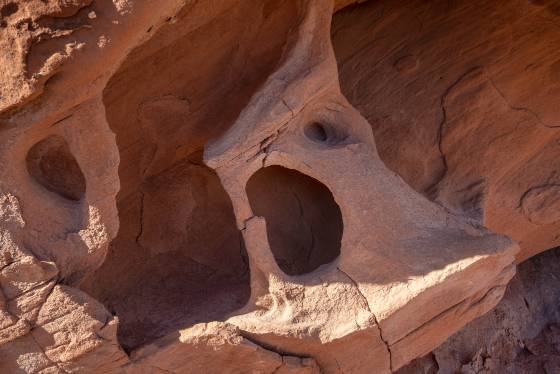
26,135,86,201
246,166,343,276
81,160,250,351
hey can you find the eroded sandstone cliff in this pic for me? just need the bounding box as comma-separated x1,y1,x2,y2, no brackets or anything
0,0,559,373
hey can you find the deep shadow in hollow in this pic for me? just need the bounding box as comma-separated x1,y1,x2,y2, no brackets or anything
26,135,86,202
246,166,343,276
81,160,250,352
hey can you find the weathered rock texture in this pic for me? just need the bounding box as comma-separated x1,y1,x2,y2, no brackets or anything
397,247,560,374
0,0,557,373
332,0,560,263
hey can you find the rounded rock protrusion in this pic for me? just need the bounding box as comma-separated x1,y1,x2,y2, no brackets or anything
394,54,419,74
521,185,560,225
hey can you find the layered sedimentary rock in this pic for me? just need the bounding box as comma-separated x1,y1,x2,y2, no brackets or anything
397,247,560,374
0,0,558,373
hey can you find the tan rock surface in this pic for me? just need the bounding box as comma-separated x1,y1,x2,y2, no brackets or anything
0,0,557,373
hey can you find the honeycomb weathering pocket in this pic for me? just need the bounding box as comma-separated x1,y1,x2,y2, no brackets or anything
26,135,86,201
246,165,343,276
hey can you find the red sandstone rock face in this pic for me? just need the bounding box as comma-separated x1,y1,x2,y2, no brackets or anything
0,0,558,373
332,0,560,262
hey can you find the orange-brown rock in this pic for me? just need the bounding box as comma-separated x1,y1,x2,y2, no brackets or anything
332,0,560,263
0,0,558,373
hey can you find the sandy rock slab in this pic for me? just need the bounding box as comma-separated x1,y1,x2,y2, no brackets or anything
127,322,320,374
397,247,560,374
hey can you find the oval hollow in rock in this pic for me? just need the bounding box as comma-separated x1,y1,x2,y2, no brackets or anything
304,122,329,143
246,166,343,276
26,135,86,201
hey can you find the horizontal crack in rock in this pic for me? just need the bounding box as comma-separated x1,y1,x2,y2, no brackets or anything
239,331,322,373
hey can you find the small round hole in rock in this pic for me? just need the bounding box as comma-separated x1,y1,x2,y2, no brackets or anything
304,122,329,142
246,166,343,275
26,135,86,201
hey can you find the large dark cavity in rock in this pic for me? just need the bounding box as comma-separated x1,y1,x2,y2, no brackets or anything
246,166,343,276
